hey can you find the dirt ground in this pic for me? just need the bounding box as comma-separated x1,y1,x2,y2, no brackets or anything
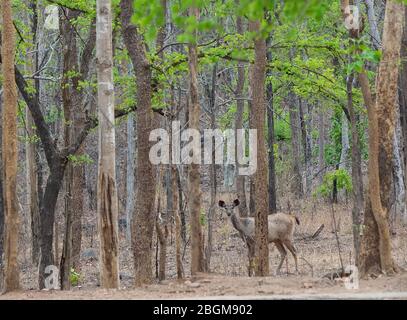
2,272,407,299
3,196,407,300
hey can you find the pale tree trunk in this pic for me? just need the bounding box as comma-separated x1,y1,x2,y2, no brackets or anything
235,12,248,216
188,4,205,275
305,102,313,194
249,19,269,276
339,113,350,171
347,73,364,265
392,114,405,222
121,0,157,286
364,0,381,50
26,51,40,267
356,0,404,276
400,6,407,224
318,105,325,182
339,111,350,204
26,117,40,266
1,0,20,292
125,113,135,242
96,0,120,288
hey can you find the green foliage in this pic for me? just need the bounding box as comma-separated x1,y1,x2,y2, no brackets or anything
70,268,81,287
200,209,206,226
324,109,342,166
315,169,352,198
67,154,94,166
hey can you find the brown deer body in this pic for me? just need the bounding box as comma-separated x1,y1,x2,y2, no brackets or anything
219,199,299,275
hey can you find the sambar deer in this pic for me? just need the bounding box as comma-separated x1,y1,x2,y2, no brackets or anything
218,199,299,275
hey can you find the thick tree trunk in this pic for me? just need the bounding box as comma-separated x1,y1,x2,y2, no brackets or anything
121,0,157,286
39,166,65,288
188,5,205,275
249,19,269,276
1,0,20,292
0,95,3,272
358,0,404,276
96,0,120,288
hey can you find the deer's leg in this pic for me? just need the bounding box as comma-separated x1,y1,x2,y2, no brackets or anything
284,240,298,274
274,241,287,275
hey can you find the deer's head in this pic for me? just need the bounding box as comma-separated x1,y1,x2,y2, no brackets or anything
218,199,240,217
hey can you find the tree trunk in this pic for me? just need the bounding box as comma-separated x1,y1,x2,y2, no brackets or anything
249,19,269,276
125,114,135,242
96,0,120,288
173,165,184,279
39,166,65,288
347,73,364,265
0,82,4,275
26,65,40,268
1,0,20,292
364,0,381,50
188,5,205,275
206,64,217,270
121,0,157,286
400,5,407,224
266,34,277,214
358,0,404,276
288,92,303,198
235,12,248,217
318,106,325,182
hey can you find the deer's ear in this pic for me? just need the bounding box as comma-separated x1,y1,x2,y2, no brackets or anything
218,200,226,208
233,199,240,207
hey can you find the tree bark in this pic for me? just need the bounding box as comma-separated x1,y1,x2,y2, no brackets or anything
266,34,277,214
347,73,364,265
357,0,404,276
235,12,248,217
288,92,303,198
205,63,217,270
96,0,120,288
400,5,407,224
125,114,135,242
188,5,205,275
364,0,381,50
249,19,269,276
1,0,20,292
0,77,4,276
121,0,157,286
